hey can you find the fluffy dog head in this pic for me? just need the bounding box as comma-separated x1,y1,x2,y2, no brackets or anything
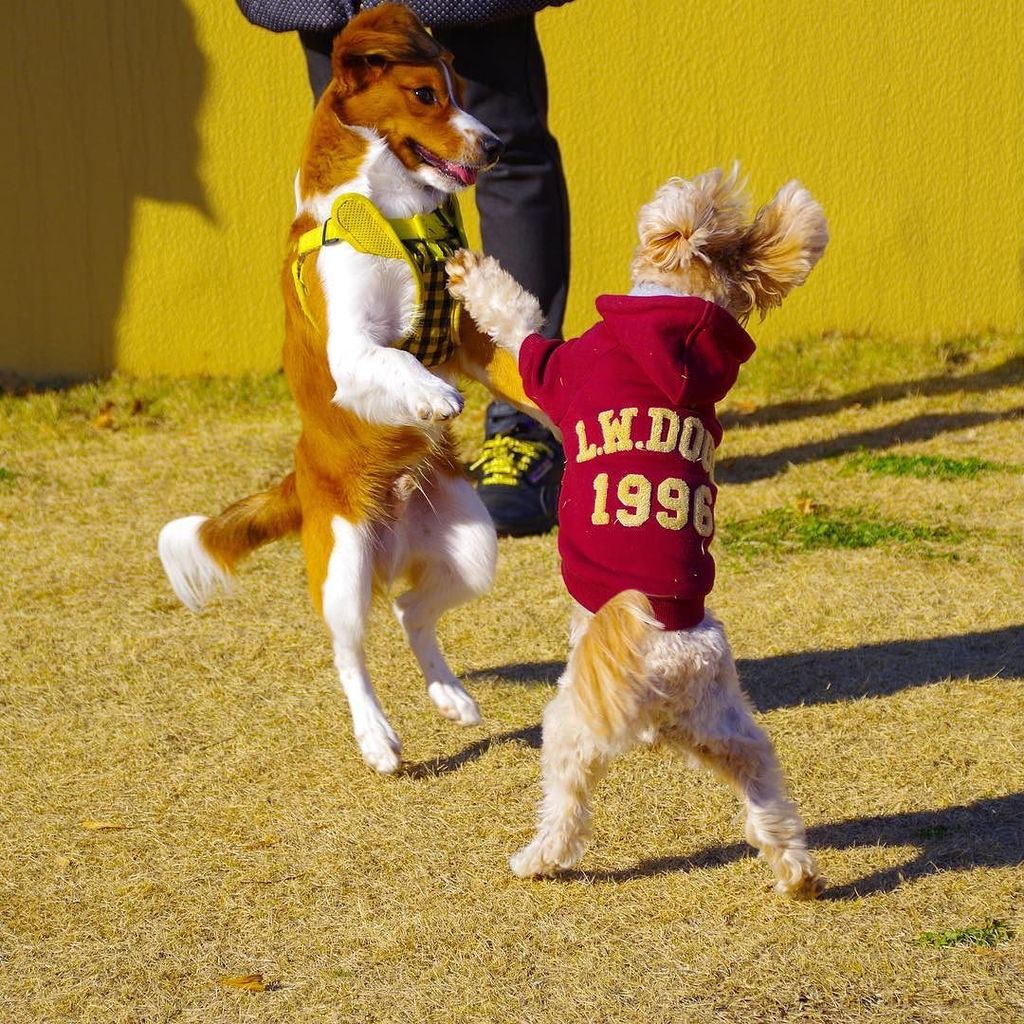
631,167,829,321
328,4,502,191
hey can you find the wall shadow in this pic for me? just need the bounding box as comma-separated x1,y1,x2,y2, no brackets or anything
716,406,1024,484
583,792,1024,898
0,1,209,383
720,354,1024,432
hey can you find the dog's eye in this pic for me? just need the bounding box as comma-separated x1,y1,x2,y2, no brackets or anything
412,87,437,106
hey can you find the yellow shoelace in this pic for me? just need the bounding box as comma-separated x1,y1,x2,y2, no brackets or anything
469,436,553,487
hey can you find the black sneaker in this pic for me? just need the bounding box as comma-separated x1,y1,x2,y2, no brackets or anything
470,403,563,537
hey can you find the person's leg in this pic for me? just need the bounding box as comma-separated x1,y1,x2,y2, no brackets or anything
301,18,568,535
299,30,333,101
434,16,570,339
435,16,569,535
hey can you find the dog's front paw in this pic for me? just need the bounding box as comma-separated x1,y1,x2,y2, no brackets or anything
757,839,825,900
447,251,542,348
406,378,464,424
777,872,826,901
445,248,481,299
334,378,463,427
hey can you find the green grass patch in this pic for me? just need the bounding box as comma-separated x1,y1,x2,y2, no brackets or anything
721,506,962,556
0,467,16,487
844,451,1003,480
915,919,1014,949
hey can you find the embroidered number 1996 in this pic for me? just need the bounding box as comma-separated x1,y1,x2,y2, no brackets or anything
591,472,714,536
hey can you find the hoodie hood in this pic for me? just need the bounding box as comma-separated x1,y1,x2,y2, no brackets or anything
594,294,755,405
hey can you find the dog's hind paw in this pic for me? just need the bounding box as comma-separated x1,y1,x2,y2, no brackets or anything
428,679,481,726
775,871,825,900
772,849,824,899
355,719,402,775
509,835,582,878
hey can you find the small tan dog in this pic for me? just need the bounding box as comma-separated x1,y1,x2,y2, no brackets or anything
448,167,828,896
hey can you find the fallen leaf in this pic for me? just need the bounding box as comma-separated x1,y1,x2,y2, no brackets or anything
220,973,279,992
794,498,823,516
733,400,760,415
80,819,126,831
92,401,116,430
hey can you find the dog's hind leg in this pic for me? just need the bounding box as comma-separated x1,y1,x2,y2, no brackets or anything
670,646,822,898
304,503,402,774
390,468,496,726
509,681,611,877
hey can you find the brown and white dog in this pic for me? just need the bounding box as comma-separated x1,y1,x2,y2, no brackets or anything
448,168,828,896
158,5,538,773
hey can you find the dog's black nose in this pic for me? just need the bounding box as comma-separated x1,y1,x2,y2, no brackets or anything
480,133,504,165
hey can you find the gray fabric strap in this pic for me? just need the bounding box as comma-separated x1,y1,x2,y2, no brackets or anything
236,0,572,33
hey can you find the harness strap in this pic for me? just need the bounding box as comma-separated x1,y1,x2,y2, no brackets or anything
292,193,467,366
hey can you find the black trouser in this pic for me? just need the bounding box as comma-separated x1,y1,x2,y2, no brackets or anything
300,17,570,435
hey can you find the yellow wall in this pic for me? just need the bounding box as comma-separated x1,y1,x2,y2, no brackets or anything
3,0,1022,380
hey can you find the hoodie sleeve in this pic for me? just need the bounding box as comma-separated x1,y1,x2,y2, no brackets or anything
518,333,575,427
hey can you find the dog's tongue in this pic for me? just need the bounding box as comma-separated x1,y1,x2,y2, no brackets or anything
442,160,477,187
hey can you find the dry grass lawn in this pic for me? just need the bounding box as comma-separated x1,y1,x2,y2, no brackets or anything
2,333,1022,1022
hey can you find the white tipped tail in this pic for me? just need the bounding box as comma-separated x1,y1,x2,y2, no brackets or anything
158,516,232,612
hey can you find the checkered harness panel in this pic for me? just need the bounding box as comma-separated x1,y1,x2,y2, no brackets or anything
402,232,462,367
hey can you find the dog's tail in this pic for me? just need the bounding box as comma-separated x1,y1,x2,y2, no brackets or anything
569,590,661,742
158,472,302,611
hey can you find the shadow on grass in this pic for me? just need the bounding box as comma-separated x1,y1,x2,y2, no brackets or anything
464,624,1024,713
720,354,1024,432
583,792,1024,898
432,634,1023,893
466,661,563,687
739,623,1024,711
716,406,1024,484
400,723,541,779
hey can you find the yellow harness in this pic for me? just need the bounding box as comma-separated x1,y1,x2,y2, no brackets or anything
292,193,467,367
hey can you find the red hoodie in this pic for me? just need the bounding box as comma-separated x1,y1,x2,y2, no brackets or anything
519,294,755,630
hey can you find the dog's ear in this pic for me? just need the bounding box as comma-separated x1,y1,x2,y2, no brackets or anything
634,167,749,274
330,4,445,96
735,182,828,318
